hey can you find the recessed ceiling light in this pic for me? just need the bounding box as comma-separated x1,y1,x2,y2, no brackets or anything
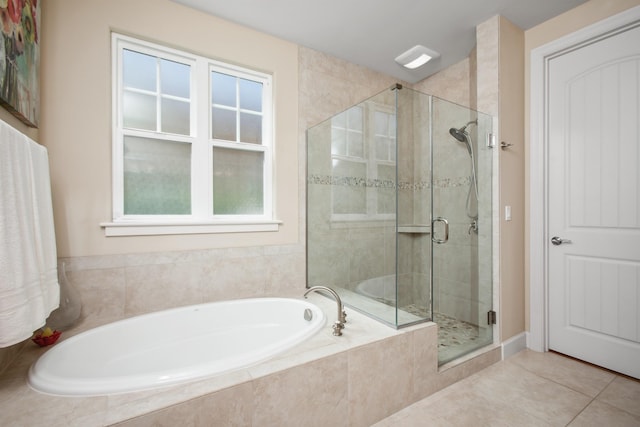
395,45,440,69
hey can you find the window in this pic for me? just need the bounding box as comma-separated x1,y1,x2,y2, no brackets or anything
330,103,396,221
105,34,277,236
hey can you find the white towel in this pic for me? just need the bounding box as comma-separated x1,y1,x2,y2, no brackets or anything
0,120,59,347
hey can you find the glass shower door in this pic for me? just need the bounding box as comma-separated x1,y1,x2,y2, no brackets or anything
431,96,493,365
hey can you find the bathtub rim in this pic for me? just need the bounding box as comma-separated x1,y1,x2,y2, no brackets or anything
27,297,326,397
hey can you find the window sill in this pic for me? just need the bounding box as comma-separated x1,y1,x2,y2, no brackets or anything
100,220,282,237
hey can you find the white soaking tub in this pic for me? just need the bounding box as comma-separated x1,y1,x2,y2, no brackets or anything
28,298,325,396
356,275,397,303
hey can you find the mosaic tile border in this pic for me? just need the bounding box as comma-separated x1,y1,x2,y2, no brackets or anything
308,174,470,190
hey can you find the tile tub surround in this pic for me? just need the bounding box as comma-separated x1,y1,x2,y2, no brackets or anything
0,293,500,426
52,245,307,332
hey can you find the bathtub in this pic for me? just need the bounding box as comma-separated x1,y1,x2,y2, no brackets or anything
28,298,325,396
356,275,396,303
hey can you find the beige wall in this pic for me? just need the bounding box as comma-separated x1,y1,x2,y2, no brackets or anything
523,0,640,330
475,15,526,343
498,17,525,341
41,0,299,258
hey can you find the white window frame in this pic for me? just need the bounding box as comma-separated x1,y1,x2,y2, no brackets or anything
102,33,280,236
330,102,396,223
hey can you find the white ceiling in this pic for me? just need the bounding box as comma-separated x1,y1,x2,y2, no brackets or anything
172,0,588,83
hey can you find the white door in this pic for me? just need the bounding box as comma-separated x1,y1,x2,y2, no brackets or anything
547,22,640,379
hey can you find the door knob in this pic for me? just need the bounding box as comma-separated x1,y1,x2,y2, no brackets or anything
551,236,572,246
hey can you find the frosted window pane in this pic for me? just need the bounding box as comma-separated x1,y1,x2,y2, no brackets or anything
123,49,156,91
213,148,264,215
331,128,346,155
211,72,236,107
240,112,261,144
332,160,365,214
347,107,363,131
374,111,388,135
390,140,396,161
161,98,190,135
375,136,388,160
348,131,363,157
212,107,236,141
124,136,191,215
123,91,156,131
160,59,190,98
239,79,262,112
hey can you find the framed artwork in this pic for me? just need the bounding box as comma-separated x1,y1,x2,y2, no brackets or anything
0,0,39,128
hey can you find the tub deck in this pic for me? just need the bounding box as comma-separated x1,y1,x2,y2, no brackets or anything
0,293,500,426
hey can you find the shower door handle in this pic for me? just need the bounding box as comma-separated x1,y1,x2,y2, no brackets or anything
431,217,449,244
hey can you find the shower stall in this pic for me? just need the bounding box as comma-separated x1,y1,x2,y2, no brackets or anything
306,85,494,364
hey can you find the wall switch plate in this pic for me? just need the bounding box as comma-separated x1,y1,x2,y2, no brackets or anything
505,205,512,221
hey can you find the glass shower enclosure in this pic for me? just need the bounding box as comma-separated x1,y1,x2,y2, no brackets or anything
306,85,493,364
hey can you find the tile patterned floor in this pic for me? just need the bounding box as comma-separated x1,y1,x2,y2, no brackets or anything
432,312,484,363
374,349,640,426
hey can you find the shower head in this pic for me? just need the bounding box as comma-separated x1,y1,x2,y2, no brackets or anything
449,120,478,155
449,127,468,143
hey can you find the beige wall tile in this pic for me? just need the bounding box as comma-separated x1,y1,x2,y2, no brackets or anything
0,376,107,427
69,267,126,327
113,382,254,427
411,325,439,399
201,256,268,302
252,353,348,426
413,57,472,107
348,333,415,426
124,263,205,316
475,16,500,118
264,251,306,296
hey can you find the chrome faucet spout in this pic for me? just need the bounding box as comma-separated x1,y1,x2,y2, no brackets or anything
304,286,346,336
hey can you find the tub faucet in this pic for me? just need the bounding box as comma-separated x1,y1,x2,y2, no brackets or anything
304,286,346,336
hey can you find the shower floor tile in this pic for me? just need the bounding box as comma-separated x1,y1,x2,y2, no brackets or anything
434,312,483,363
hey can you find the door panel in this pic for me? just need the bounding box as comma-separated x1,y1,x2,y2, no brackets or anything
548,23,640,378
567,256,640,340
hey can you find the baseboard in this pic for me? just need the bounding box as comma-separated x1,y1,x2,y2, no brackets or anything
501,332,527,360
